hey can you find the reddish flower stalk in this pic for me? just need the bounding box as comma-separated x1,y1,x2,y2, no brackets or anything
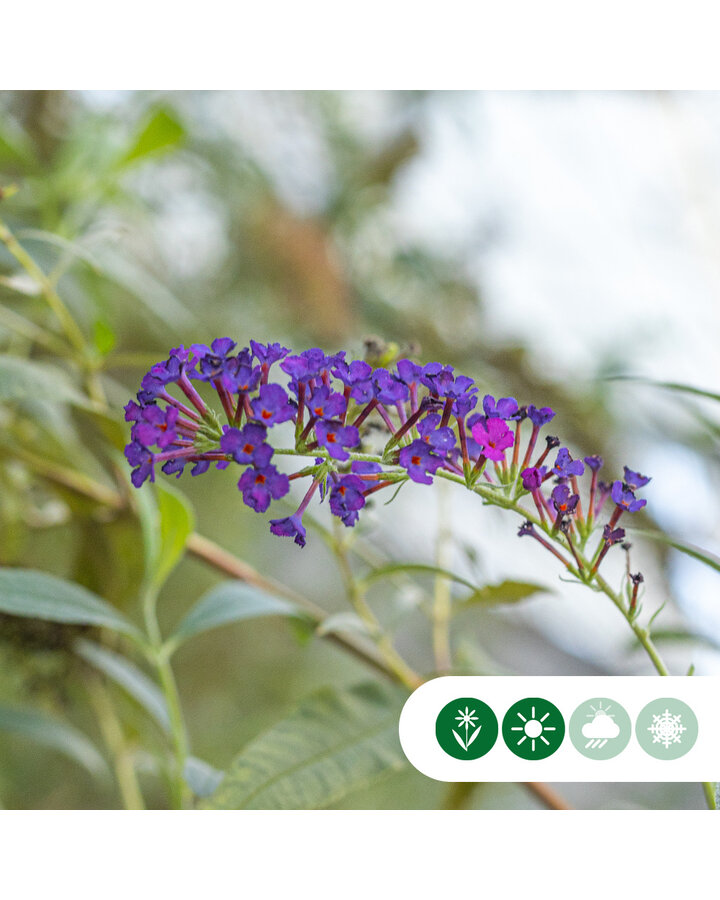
213,378,236,423
512,418,523,469
521,423,540,470
178,372,208,417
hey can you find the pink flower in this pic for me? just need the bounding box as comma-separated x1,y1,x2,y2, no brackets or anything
470,417,514,461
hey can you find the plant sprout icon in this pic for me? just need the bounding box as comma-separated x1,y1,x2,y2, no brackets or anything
510,704,557,753
582,701,619,749
453,707,481,752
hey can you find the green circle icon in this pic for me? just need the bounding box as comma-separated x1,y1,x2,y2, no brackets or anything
435,697,498,760
569,697,632,760
502,697,565,759
635,698,698,760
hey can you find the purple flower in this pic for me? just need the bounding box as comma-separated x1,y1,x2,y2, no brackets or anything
238,464,290,513
280,348,328,385
251,384,295,426
584,455,604,472
518,521,536,537
225,361,261,394
482,395,520,420
453,394,478,420
623,467,651,490
611,480,647,513
419,362,456,395
329,474,366,526
333,359,375,404
526,405,555,427
351,460,382,475
131,405,179,450
521,466,546,491
551,448,585,478
191,460,210,476
125,441,155,487
162,458,187,478
416,414,456,451
314,420,359,461
220,424,273,467
603,525,626,545
269,513,307,547
551,484,579,515
307,385,347,420
144,356,183,389
442,375,477,401
372,369,409,405
470,418,514,461
190,338,238,381
398,439,445,484
250,341,290,367
395,359,423,386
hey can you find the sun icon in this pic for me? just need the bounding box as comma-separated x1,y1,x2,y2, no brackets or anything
510,704,556,752
502,698,565,759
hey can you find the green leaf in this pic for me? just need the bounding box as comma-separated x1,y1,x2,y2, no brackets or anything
631,529,720,576
646,628,717,648
119,108,186,167
74,638,170,734
316,611,376,639
0,355,94,410
362,562,478,592
460,579,548,606
205,682,408,810
607,375,720,405
94,248,195,332
92,319,116,357
0,567,140,638
17,228,102,273
154,482,195,589
167,581,305,652
135,481,195,590
0,704,107,776
184,756,224,798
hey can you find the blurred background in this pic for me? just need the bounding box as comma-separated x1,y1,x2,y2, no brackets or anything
0,90,718,809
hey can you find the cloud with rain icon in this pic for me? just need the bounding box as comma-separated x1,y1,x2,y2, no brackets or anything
582,704,620,749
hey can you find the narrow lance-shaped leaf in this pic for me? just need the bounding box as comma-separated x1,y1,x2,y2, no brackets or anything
167,580,306,653
459,580,549,607
630,529,720,576
0,568,140,638
0,705,107,777
118,107,186,167
361,563,479,592
0,355,94,410
205,683,408,810
606,375,720,405
74,638,170,734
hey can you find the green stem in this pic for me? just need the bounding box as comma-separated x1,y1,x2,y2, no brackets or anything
142,584,188,809
432,482,453,673
331,522,422,691
0,214,106,404
86,676,145,810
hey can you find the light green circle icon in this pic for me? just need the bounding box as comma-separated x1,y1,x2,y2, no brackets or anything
569,698,631,760
635,698,698,760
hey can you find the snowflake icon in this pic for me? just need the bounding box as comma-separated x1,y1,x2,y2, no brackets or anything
648,708,687,749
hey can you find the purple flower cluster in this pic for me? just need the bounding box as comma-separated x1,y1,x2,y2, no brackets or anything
125,339,651,561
